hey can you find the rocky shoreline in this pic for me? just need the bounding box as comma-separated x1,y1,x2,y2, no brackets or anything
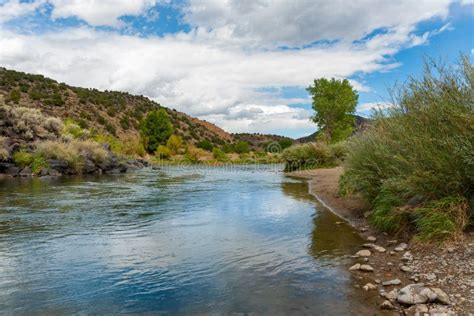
288,168,474,315
0,156,150,178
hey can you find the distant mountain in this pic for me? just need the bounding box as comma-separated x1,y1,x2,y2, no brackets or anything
232,133,294,150
296,115,370,143
0,67,233,147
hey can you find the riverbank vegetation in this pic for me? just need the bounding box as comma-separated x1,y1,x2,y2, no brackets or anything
340,57,473,241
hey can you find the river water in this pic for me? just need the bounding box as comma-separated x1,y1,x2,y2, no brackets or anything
0,165,375,314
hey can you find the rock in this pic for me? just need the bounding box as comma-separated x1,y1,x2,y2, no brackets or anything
82,159,96,174
383,278,402,286
39,168,49,176
151,165,161,170
397,284,437,305
48,159,71,174
394,243,408,252
367,236,377,242
362,243,375,248
349,263,361,271
406,304,428,314
389,251,396,255
374,279,381,284
384,289,399,301
400,265,413,273
387,240,398,246
335,221,344,225
355,249,371,257
19,166,32,176
401,251,413,262
426,273,437,281
373,245,386,253
380,300,394,310
359,264,374,272
431,288,450,305
0,162,19,175
446,247,456,253
360,227,368,232
363,283,377,291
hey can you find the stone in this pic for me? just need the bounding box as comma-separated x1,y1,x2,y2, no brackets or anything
406,304,428,314
367,236,377,242
394,243,408,252
389,251,396,255
384,289,399,301
380,300,394,310
363,283,377,291
359,264,374,272
373,245,386,253
383,279,402,286
400,265,413,273
397,284,438,305
431,288,450,305
362,243,375,248
19,166,32,176
401,251,413,262
349,263,361,271
425,273,436,281
355,249,371,257
387,240,398,246
0,162,19,175
360,227,368,232
335,221,344,225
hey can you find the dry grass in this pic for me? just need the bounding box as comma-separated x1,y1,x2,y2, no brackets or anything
0,136,9,161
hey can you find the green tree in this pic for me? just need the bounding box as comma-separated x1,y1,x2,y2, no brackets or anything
9,89,21,104
307,78,358,143
140,109,173,153
197,139,213,151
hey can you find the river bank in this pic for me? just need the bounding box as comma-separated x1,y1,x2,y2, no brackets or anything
288,168,474,315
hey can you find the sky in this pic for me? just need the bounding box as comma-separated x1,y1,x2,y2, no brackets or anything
0,0,473,138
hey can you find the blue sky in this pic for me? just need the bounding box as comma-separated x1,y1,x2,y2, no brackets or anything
0,0,473,138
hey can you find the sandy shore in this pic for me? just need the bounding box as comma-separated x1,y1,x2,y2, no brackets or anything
288,168,474,315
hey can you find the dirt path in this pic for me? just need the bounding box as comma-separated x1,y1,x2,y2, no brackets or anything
288,168,474,315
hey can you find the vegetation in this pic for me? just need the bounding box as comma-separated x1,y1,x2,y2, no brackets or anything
282,142,348,171
0,137,9,161
166,135,183,155
12,150,33,168
156,145,171,159
140,109,173,153
233,141,250,154
197,139,213,151
339,56,474,241
307,78,358,143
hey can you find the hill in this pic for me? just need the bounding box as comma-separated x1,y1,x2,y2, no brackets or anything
232,133,294,151
0,67,233,148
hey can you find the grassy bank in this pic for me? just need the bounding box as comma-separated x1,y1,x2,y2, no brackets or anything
281,141,348,171
339,57,473,241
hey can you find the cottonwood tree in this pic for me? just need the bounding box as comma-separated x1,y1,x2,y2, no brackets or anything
307,78,358,143
140,109,173,153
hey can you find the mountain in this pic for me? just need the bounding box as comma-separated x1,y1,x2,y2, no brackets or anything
0,67,233,148
296,115,370,143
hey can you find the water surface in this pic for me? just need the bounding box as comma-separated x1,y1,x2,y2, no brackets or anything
0,165,375,314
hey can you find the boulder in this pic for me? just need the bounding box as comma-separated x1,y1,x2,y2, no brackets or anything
380,300,394,310
400,265,413,273
373,245,386,253
395,242,408,252
19,166,32,176
431,288,450,305
367,236,377,242
396,284,437,305
349,263,361,271
363,283,377,291
0,162,19,175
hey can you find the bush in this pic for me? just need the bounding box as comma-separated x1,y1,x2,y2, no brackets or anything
282,142,335,171
31,155,48,174
340,56,474,240
62,119,89,139
13,150,33,168
197,139,213,151
233,141,250,154
0,137,9,161
212,147,227,162
9,89,21,104
166,134,183,154
156,145,171,159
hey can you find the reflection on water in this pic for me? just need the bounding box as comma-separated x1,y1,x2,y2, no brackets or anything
0,166,375,314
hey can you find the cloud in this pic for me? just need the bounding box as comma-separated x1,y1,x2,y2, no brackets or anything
357,101,395,112
0,0,463,136
0,0,46,23
49,0,159,27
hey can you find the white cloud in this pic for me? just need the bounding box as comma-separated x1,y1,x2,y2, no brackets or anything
49,0,159,26
357,102,395,112
0,0,462,136
0,0,45,23
183,0,452,48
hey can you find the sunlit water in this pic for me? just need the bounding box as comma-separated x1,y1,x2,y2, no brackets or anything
0,165,376,314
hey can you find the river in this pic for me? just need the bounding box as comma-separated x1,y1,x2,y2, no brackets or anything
0,165,375,314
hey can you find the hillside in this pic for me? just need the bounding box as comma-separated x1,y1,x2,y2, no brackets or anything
233,133,294,151
0,67,233,148
296,115,370,143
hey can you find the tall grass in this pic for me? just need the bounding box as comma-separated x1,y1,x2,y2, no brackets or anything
340,56,474,240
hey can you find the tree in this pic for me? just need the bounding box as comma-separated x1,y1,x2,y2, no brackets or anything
307,78,358,143
197,139,213,151
166,134,183,154
140,109,173,153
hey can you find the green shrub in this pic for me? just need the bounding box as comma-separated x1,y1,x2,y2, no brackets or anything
31,155,48,174
282,142,335,171
9,89,21,104
166,134,183,154
13,150,33,168
212,147,227,161
140,109,173,153
233,141,250,154
197,139,213,151
340,56,474,240
156,145,171,159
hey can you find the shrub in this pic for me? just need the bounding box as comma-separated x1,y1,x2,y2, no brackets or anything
233,141,250,154
13,150,33,168
340,56,474,240
0,137,9,161
62,119,88,139
31,155,48,174
166,134,183,154
212,147,227,161
197,139,213,151
282,142,335,171
185,146,208,163
156,145,171,159
9,89,21,104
